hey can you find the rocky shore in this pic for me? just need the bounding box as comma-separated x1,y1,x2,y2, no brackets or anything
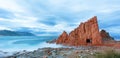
1,46,119,58
1,16,120,58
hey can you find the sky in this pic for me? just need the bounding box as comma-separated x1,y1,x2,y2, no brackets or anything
0,0,120,39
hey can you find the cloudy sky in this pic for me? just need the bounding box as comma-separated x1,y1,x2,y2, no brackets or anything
0,0,120,39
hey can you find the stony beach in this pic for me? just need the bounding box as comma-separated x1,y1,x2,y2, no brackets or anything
0,46,119,58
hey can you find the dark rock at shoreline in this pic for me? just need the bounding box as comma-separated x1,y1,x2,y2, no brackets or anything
46,39,56,43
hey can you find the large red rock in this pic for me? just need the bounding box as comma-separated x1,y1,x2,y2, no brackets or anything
56,16,102,46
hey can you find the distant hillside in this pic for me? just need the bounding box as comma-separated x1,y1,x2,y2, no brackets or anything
0,30,35,36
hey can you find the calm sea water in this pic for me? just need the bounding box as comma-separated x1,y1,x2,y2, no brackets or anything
0,36,62,52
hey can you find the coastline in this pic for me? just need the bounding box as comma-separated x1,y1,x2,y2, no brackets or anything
1,43,120,58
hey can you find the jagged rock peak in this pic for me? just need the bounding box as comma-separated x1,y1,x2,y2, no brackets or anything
56,31,69,44
56,16,102,46
63,31,68,35
100,29,114,41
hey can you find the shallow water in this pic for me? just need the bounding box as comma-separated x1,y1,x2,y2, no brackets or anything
0,36,63,52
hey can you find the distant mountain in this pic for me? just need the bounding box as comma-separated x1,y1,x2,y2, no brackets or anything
0,30,35,36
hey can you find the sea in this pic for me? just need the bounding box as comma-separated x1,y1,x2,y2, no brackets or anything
0,36,119,52
0,36,63,52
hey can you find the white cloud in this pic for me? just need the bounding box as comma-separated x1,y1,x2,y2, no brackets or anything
0,0,26,13
0,26,12,30
0,0,120,36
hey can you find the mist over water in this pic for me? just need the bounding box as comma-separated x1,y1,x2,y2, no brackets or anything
0,36,119,52
0,36,63,52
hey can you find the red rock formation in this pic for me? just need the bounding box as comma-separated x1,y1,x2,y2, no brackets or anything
100,29,114,41
56,16,102,46
100,29,115,46
56,31,69,44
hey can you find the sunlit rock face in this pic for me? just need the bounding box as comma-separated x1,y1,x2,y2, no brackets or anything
56,16,103,46
56,31,69,44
